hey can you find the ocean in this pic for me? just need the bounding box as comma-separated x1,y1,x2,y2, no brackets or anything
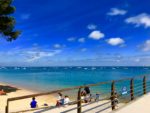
0,66,150,93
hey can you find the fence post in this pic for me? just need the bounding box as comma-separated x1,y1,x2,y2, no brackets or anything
5,100,9,113
143,76,146,94
111,81,115,110
130,78,134,101
77,88,82,113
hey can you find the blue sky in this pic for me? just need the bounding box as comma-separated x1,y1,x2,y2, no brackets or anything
0,0,150,66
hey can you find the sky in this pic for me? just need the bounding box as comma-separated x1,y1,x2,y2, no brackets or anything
0,0,150,66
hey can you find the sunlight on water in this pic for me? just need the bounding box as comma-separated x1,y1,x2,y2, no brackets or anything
0,67,150,92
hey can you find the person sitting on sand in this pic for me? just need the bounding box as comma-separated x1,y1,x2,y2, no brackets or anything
84,94,91,103
56,93,63,106
82,86,91,103
0,89,6,95
30,97,37,108
84,86,90,95
64,95,70,105
81,90,86,96
81,91,86,103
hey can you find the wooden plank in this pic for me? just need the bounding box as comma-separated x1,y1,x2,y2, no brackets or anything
111,81,115,110
6,74,150,113
77,88,82,113
143,76,146,94
8,75,149,102
130,78,134,101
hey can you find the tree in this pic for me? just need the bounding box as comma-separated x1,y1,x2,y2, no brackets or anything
0,0,20,41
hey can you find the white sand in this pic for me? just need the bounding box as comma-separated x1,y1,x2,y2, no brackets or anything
0,83,56,113
0,83,113,113
0,83,126,113
23,100,113,113
23,93,150,113
113,93,150,113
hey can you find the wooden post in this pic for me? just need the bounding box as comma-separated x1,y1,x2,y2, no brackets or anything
77,88,81,113
143,76,146,94
5,100,9,113
130,78,134,101
111,81,115,110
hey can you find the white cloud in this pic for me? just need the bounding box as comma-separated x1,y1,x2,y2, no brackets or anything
107,8,127,16
67,37,76,42
107,37,125,46
0,47,62,63
140,40,150,52
53,44,61,49
53,44,66,49
26,50,61,62
20,14,30,20
135,58,140,62
81,48,87,52
78,38,85,43
125,13,150,28
87,24,97,30
89,30,105,40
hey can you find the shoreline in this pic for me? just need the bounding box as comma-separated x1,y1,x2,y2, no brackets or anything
0,81,127,113
0,81,46,93
0,82,58,112
0,81,38,93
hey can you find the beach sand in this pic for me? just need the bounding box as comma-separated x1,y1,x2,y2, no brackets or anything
0,83,57,113
0,83,125,113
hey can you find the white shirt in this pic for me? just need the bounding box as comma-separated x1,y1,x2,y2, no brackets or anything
64,97,70,104
57,96,62,101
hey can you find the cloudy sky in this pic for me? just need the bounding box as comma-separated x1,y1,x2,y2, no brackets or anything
0,0,150,66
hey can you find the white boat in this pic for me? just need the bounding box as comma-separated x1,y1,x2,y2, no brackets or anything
91,67,96,70
84,68,88,70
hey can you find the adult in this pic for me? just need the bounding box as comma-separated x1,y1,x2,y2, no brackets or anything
84,86,90,95
56,93,63,106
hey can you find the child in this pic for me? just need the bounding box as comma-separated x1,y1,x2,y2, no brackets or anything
95,92,100,102
64,95,70,106
30,97,37,108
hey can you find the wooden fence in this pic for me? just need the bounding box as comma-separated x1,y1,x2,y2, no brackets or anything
5,74,150,113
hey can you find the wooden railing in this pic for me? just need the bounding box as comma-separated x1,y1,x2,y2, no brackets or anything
5,74,150,113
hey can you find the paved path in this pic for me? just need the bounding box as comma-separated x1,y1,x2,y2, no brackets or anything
12,93,150,113
113,93,150,113
23,100,113,113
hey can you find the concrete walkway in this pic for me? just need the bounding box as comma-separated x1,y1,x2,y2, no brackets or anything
23,100,113,113
15,93,150,113
113,93,150,113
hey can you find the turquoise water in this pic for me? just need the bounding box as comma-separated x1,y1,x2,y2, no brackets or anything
0,67,150,92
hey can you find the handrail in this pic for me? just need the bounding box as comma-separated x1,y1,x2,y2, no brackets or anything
7,75,147,101
6,74,150,113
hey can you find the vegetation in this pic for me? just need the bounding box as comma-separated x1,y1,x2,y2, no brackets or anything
0,0,20,41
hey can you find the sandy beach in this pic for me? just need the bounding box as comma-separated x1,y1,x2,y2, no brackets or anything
0,82,116,113
0,83,57,113
0,81,128,113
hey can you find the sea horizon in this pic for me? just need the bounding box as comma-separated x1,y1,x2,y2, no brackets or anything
0,66,150,93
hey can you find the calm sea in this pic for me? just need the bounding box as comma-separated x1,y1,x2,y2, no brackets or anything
0,67,150,93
